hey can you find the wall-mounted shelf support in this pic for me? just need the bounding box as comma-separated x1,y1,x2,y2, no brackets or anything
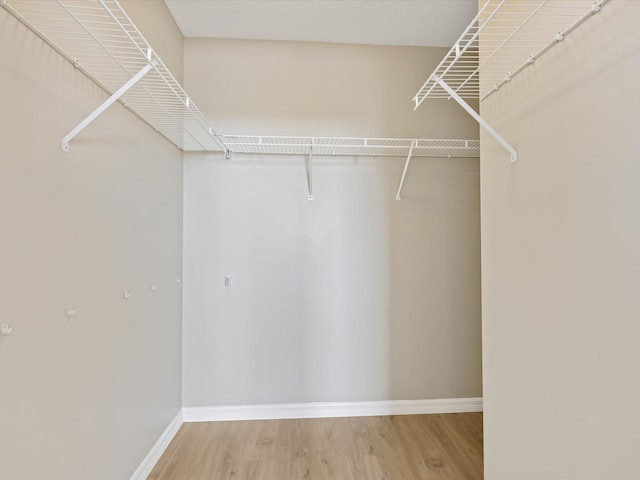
395,140,416,200
307,143,313,200
61,58,156,152
436,77,517,163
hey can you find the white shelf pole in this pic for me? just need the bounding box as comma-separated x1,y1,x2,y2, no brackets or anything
396,140,416,200
61,61,156,152
436,77,517,163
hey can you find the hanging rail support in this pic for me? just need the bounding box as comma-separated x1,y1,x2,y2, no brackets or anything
436,77,517,163
396,140,416,200
307,143,314,200
61,61,156,152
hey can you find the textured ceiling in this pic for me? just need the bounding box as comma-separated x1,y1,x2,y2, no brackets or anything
163,1,477,47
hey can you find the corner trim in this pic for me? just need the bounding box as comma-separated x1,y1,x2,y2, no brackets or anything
182,397,482,423
129,409,183,480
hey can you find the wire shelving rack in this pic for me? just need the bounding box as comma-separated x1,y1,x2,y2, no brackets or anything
412,0,610,162
2,0,480,199
2,0,226,152
221,136,479,158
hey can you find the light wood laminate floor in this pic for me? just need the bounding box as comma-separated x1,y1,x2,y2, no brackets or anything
148,413,483,480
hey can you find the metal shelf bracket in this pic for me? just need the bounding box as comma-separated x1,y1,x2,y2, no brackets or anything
396,140,416,200
436,77,517,163
307,142,313,200
61,58,156,152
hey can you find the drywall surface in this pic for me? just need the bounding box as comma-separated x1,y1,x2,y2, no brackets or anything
182,39,482,406
0,1,183,478
480,2,640,478
184,38,480,139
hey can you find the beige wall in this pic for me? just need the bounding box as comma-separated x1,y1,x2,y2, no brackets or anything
182,39,482,406
0,1,183,478
480,2,640,478
184,38,479,139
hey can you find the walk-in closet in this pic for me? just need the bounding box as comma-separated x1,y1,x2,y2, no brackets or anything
1,1,638,479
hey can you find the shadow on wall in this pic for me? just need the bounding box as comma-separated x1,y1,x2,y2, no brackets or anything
182,153,482,406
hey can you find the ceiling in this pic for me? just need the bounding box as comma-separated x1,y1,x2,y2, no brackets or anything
163,1,477,48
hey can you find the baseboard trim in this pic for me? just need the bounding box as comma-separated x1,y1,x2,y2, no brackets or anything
129,409,183,480
130,399,481,475
182,397,482,423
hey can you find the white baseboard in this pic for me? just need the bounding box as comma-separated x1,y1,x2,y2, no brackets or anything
129,410,183,480
182,397,482,423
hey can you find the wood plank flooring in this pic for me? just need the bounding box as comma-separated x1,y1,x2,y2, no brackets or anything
148,413,483,480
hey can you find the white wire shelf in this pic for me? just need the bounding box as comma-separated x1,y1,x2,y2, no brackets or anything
413,0,610,107
220,136,480,158
2,0,225,152
218,136,479,201
411,0,610,163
